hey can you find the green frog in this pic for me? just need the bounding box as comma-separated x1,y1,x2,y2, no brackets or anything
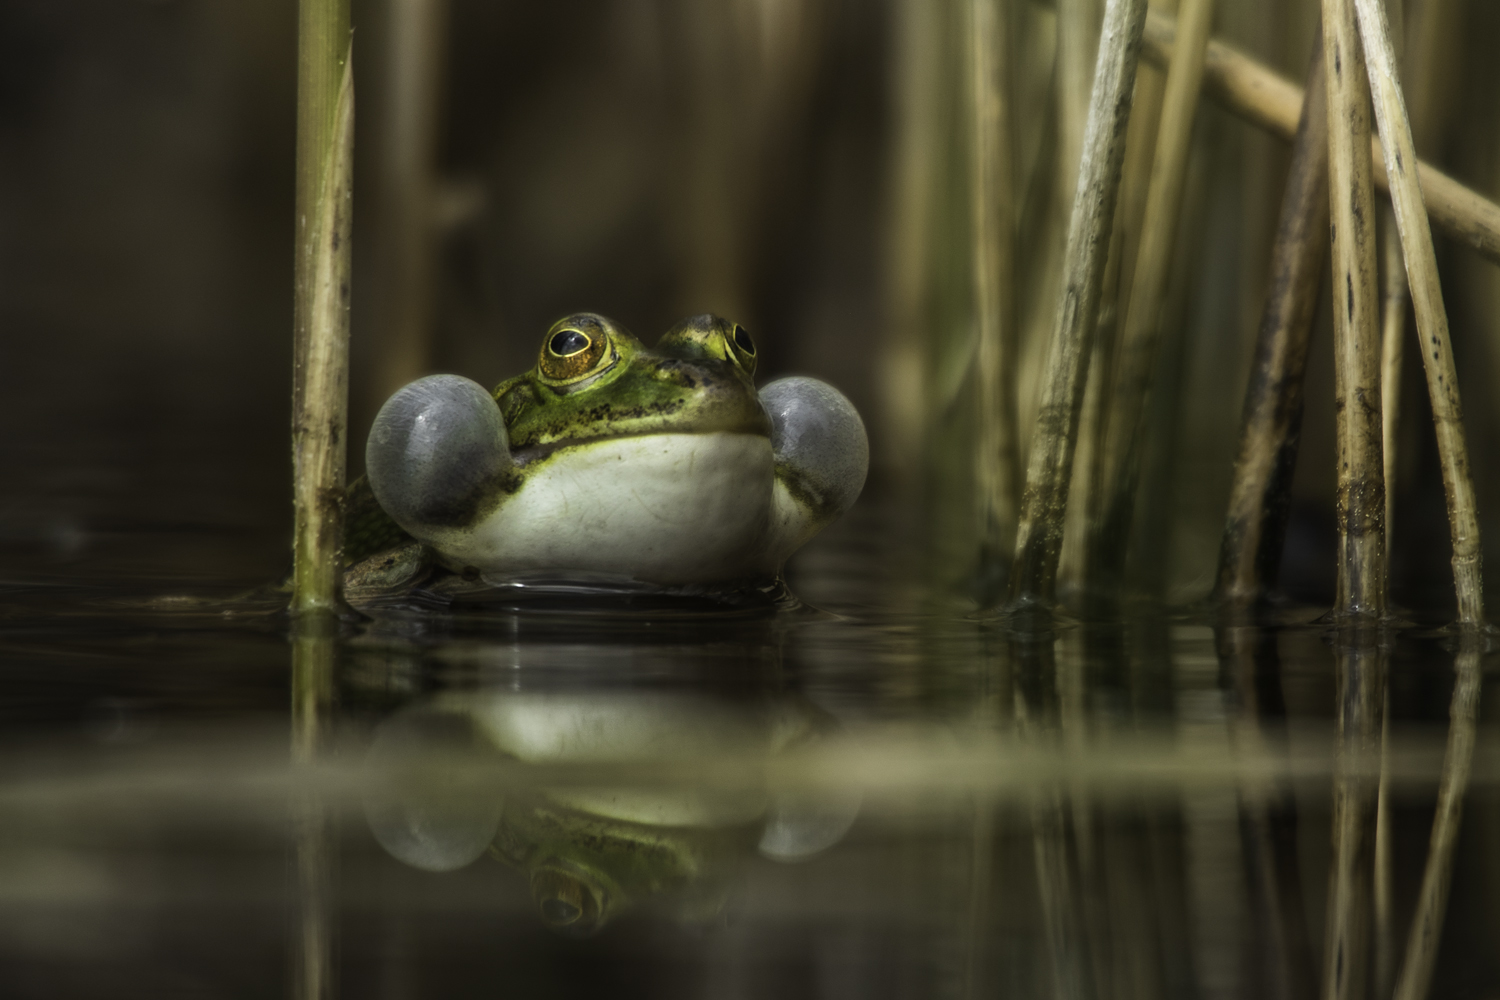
346,313,867,595
363,691,861,935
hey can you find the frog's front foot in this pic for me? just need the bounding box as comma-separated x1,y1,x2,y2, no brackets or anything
759,376,868,553
366,374,512,541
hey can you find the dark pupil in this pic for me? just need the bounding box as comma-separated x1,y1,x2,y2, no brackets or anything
549,329,590,357
733,324,755,355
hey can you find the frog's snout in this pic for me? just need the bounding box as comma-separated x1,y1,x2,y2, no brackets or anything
366,374,512,532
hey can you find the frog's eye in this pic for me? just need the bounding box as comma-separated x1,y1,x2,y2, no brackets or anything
539,325,610,383
728,323,757,376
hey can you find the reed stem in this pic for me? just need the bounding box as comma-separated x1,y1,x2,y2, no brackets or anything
1391,639,1481,1000
971,0,1021,588
1379,215,1407,556
1087,0,1214,601
291,0,354,618
1322,0,1385,620
1322,638,1384,1000
1353,0,1485,626
373,0,447,404
1006,0,1149,612
1213,46,1328,607
292,618,337,1000
1140,9,1500,267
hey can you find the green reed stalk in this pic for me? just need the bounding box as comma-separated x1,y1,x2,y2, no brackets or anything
291,0,354,618
1139,9,1500,267
1214,46,1328,607
1391,639,1481,1000
1322,0,1385,621
1353,0,1484,626
292,620,337,1000
1086,0,1213,602
970,0,1020,591
1006,0,1148,612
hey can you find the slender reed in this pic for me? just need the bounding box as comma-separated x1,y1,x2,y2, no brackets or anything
1057,0,1101,209
883,0,942,476
1322,0,1385,620
1379,218,1407,553
1353,0,1484,625
292,622,337,1000
1139,9,1500,266
1323,640,1384,1000
1087,0,1214,601
291,0,354,618
971,0,1021,589
1391,639,1481,1000
1006,0,1149,612
1214,46,1328,606
373,0,448,403
1059,0,1174,599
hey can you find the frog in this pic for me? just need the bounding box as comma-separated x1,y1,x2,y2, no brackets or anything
345,312,867,596
363,690,862,935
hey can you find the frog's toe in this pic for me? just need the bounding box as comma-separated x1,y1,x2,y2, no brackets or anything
760,376,869,523
366,374,511,535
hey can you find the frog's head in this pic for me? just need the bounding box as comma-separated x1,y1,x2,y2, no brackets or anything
492,312,769,453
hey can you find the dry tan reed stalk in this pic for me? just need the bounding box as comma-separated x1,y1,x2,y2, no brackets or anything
1057,0,1102,210
1391,640,1481,1000
291,3,354,618
1217,624,1319,1000
1058,0,1174,599
971,0,1021,585
1379,217,1407,553
1323,639,1384,1000
883,0,942,477
1353,0,1484,625
1006,0,1149,611
1214,47,1328,607
1322,0,1385,620
1375,687,1395,997
1086,0,1213,600
1139,9,1500,266
372,0,447,404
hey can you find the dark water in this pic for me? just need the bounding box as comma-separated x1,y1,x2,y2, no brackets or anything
1,496,1497,1000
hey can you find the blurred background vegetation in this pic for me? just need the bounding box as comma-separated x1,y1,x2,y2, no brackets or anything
4,0,1500,609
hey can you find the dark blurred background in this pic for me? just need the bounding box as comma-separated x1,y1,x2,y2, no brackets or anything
3,0,1500,607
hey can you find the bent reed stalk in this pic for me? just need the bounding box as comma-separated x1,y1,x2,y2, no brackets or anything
1086,0,1213,602
1322,0,1384,621
291,0,355,618
1214,44,1328,607
970,0,1020,590
1139,7,1500,267
1006,0,1149,612
1352,0,1484,626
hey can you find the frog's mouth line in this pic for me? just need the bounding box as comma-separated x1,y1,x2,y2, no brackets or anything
509,427,771,469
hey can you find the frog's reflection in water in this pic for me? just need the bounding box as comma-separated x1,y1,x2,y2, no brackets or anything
354,617,860,937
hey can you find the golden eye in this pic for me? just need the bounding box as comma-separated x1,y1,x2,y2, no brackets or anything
539,326,608,382
729,323,757,375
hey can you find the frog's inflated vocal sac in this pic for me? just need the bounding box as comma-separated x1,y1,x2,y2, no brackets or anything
352,313,867,590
